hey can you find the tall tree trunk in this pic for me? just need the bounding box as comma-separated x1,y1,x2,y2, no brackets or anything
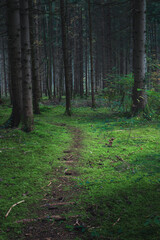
102,7,106,89
79,7,84,98
58,58,63,102
132,0,147,114
88,0,95,108
42,10,48,96
60,0,71,115
7,0,23,127
29,0,40,114
48,0,53,99
0,75,1,99
106,6,112,74
120,36,125,75
74,37,79,96
20,0,34,132
85,35,88,96
2,38,7,97
52,42,56,98
67,2,73,99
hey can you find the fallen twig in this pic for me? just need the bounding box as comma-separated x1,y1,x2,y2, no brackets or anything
115,155,124,162
47,181,52,187
41,180,55,189
112,217,120,226
5,200,25,218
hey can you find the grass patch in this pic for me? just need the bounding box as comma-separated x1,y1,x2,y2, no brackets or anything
73,109,160,240
0,103,160,239
0,105,71,239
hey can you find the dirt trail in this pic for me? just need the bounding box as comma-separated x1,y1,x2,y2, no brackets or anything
22,125,84,240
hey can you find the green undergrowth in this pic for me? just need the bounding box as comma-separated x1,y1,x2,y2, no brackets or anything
0,103,160,240
0,104,71,240
70,108,160,240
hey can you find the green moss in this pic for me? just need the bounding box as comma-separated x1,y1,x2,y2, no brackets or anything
72,109,160,240
0,105,71,239
0,103,160,240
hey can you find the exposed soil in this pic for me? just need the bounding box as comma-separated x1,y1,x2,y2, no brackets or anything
21,125,85,240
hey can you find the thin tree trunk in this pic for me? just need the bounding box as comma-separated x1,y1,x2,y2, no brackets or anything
7,0,23,127
85,35,88,97
132,0,147,114
2,38,7,97
60,0,71,115
48,0,53,99
74,37,79,96
58,59,63,102
88,0,95,108
29,0,40,114
52,42,56,98
42,10,48,96
79,7,84,98
20,0,34,132
102,7,106,89
106,6,112,74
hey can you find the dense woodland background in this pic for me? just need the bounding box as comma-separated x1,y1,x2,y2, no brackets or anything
0,0,160,131
1,1,160,239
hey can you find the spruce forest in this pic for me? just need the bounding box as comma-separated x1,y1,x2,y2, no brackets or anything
0,0,160,239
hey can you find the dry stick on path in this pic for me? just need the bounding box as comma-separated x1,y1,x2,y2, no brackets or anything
5,200,25,218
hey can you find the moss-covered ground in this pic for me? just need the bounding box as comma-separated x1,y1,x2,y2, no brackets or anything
0,101,160,239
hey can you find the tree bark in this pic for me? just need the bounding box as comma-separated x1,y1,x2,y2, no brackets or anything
88,0,95,108
60,0,71,115
42,9,48,96
102,7,106,89
20,0,34,132
7,0,23,127
132,0,147,114
85,35,88,97
2,38,7,97
106,6,112,74
48,0,53,99
79,7,84,98
29,0,40,114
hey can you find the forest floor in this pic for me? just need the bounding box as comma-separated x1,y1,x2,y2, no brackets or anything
1,99,160,240
22,125,85,240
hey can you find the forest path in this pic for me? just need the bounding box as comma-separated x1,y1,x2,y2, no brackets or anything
23,124,84,240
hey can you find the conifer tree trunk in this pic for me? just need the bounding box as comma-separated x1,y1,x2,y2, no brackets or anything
7,0,23,127
29,0,40,114
85,35,88,97
42,11,48,96
132,0,147,114
102,7,106,89
20,0,34,132
88,0,95,108
48,0,53,99
0,78,1,99
79,7,84,98
2,38,7,97
74,36,79,96
52,47,56,98
60,0,71,115
106,6,112,73
58,59,63,102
